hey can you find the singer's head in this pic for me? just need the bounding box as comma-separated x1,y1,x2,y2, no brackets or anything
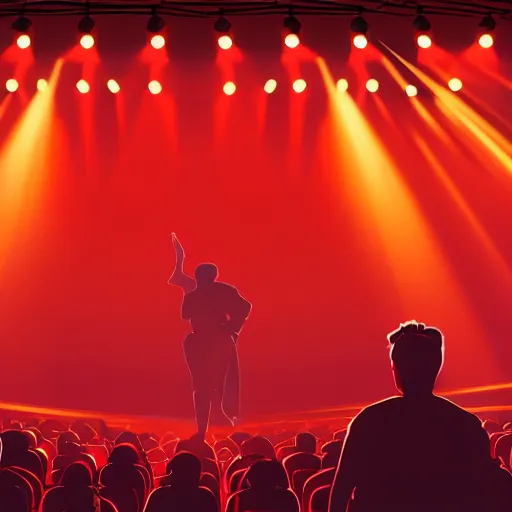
195,263,218,287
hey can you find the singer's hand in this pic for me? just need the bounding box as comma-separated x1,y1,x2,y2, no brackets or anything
172,233,185,259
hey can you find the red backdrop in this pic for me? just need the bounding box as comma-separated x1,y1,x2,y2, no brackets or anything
0,14,511,419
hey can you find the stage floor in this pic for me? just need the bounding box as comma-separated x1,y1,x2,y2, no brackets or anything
1,380,512,438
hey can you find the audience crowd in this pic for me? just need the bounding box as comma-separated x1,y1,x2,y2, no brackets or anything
2,321,512,511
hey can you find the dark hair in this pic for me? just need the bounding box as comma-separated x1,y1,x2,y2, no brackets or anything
108,443,140,465
296,432,316,454
388,320,444,393
194,263,218,285
246,459,289,490
169,452,202,486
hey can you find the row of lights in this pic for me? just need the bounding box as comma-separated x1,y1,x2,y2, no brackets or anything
3,77,465,95
9,11,498,52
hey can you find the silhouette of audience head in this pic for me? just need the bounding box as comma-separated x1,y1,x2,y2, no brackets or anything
295,432,316,454
1,430,31,456
388,320,444,395
176,438,216,460
245,459,289,490
321,440,342,468
61,461,93,487
109,443,140,466
70,421,97,444
57,431,81,455
195,263,218,286
241,436,276,460
115,432,143,452
167,452,202,487
332,429,346,442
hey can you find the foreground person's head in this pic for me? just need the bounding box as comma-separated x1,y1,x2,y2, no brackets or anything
388,320,444,396
195,263,218,287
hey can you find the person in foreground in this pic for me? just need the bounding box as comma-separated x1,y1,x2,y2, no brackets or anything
329,320,512,512
169,234,251,440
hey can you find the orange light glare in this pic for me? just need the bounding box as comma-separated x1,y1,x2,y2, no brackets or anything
292,79,307,93
107,79,120,94
417,34,432,49
284,33,300,49
405,85,418,97
80,34,95,49
218,35,233,50
150,35,165,50
264,79,277,94
6,79,19,92
336,79,349,92
223,81,236,96
366,79,379,93
17,34,31,49
37,79,48,92
76,79,90,94
353,34,368,49
148,80,162,95
478,34,494,48
448,78,463,92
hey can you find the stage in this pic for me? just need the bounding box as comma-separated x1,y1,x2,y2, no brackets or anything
0,4,511,420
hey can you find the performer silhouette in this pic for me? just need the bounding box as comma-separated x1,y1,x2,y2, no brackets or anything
168,234,251,439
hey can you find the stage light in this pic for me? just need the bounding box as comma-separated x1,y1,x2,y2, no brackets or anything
264,79,277,94
147,12,166,48
223,81,236,96
448,78,463,92
76,79,90,94
351,15,368,48
78,15,95,48
478,15,495,48
478,33,494,48
16,34,31,49
218,35,233,50
37,79,48,92
107,79,120,94
214,17,233,50
366,79,379,93
148,80,162,95
284,15,301,48
414,12,432,48
405,85,418,97
6,79,19,93
80,34,95,49
292,79,307,93
336,79,349,92
12,16,31,48
353,34,368,49
150,35,165,49
417,34,432,49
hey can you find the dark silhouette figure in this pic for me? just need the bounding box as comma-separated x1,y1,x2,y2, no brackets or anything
0,437,34,512
226,459,299,512
169,234,251,438
283,432,321,478
303,441,342,512
329,321,512,512
144,452,218,512
40,461,117,512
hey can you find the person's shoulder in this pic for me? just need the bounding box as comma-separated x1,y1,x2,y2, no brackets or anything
148,486,172,498
215,281,237,292
434,395,483,425
356,396,403,418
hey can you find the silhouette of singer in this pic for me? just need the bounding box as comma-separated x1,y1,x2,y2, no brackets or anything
168,234,251,439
